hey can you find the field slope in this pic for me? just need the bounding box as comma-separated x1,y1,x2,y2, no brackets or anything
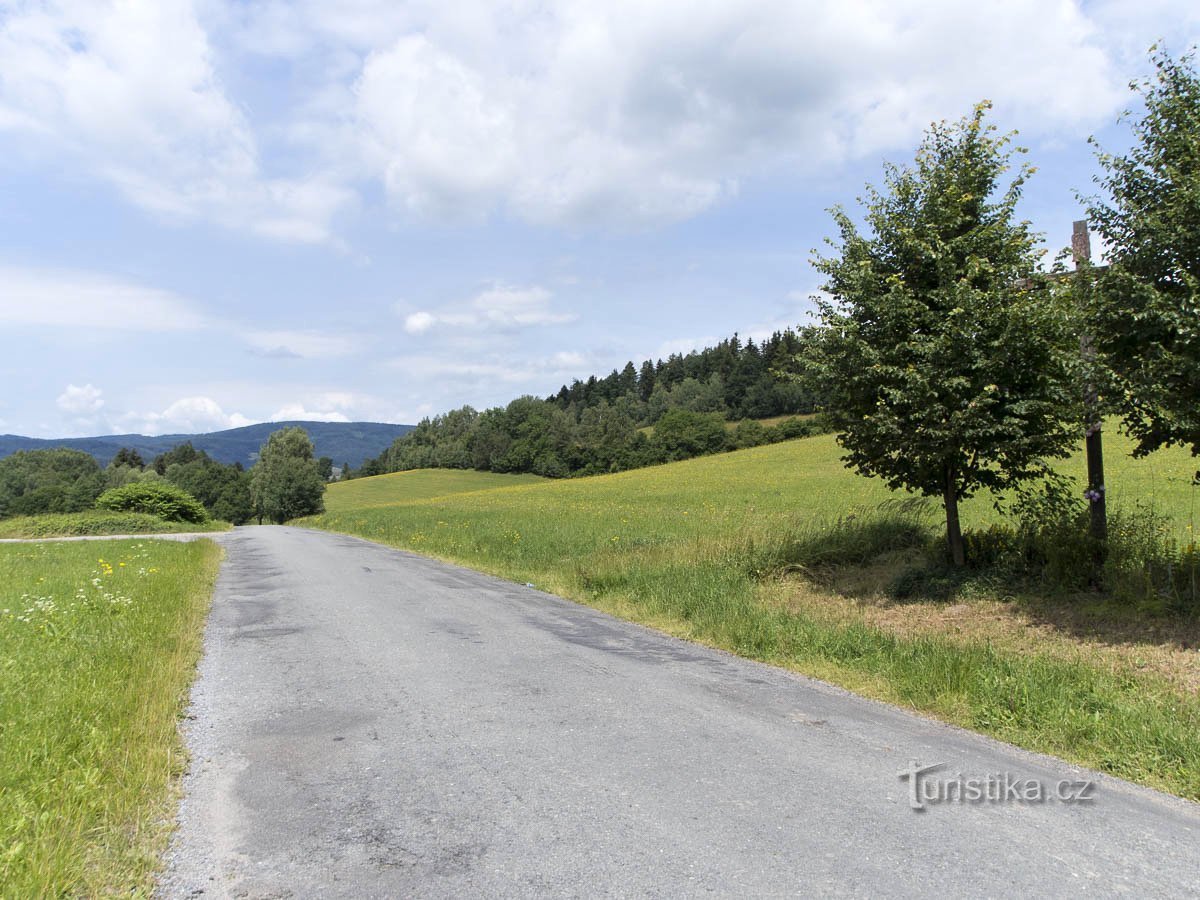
299,431,1200,798
325,468,545,512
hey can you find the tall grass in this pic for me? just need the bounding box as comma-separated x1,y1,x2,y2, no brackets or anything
326,468,545,512
1105,506,1200,614
0,510,231,538
0,539,222,894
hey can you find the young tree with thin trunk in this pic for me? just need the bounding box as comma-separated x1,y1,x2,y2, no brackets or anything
806,104,1078,566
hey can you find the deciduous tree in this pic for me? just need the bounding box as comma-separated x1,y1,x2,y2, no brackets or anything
1086,48,1200,477
0,449,105,517
250,427,326,524
807,104,1077,566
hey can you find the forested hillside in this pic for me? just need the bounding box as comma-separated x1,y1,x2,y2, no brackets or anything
357,331,828,479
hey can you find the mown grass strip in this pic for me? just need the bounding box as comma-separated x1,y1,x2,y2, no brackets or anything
0,538,222,895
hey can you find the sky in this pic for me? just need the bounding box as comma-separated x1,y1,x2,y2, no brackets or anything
0,1,1197,438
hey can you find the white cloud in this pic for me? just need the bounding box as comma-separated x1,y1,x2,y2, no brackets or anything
403,311,437,335
1086,0,1200,64
218,0,415,57
269,404,351,423
96,387,402,436
473,286,574,327
387,349,598,385
4,0,1195,246
551,351,587,369
57,383,104,416
0,265,207,330
749,288,825,337
0,0,1152,239
356,34,519,219
387,356,539,384
120,396,254,436
0,0,351,243
243,329,360,359
268,389,379,423
348,0,1128,225
403,284,574,335
268,390,387,422
377,345,616,416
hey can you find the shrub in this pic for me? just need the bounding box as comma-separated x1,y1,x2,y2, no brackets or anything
651,410,729,461
731,419,770,449
761,415,836,444
787,500,934,569
772,418,816,440
95,482,209,523
1105,506,1200,615
889,479,1200,612
1007,480,1100,588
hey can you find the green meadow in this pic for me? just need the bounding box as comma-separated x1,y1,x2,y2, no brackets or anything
301,428,1200,799
324,468,546,512
312,428,1197,575
0,538,221,895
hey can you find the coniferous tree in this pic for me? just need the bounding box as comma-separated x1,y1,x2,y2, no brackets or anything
638,360,656,402
111,447,145,469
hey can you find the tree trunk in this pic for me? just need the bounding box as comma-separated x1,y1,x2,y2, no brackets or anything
943,464,965,567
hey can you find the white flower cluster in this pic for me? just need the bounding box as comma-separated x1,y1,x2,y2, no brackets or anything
1,554,148,633
9,594,58,624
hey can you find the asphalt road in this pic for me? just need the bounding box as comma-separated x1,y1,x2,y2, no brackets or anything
159,526,1200,898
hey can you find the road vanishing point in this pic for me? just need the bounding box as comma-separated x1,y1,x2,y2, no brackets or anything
159,526,1199,898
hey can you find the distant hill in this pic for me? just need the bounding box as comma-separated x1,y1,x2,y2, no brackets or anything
0,421,415,468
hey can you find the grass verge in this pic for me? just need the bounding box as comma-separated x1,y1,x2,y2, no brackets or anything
299,436,1200,800
0,511,231,539
0,538,222,894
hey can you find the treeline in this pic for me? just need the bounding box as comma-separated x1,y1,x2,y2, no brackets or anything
353,331,830,479
0,444,256,523
546,332,816,420
0,428,332,525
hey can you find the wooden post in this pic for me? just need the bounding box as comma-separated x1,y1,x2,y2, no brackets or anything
1074,220,1108,546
